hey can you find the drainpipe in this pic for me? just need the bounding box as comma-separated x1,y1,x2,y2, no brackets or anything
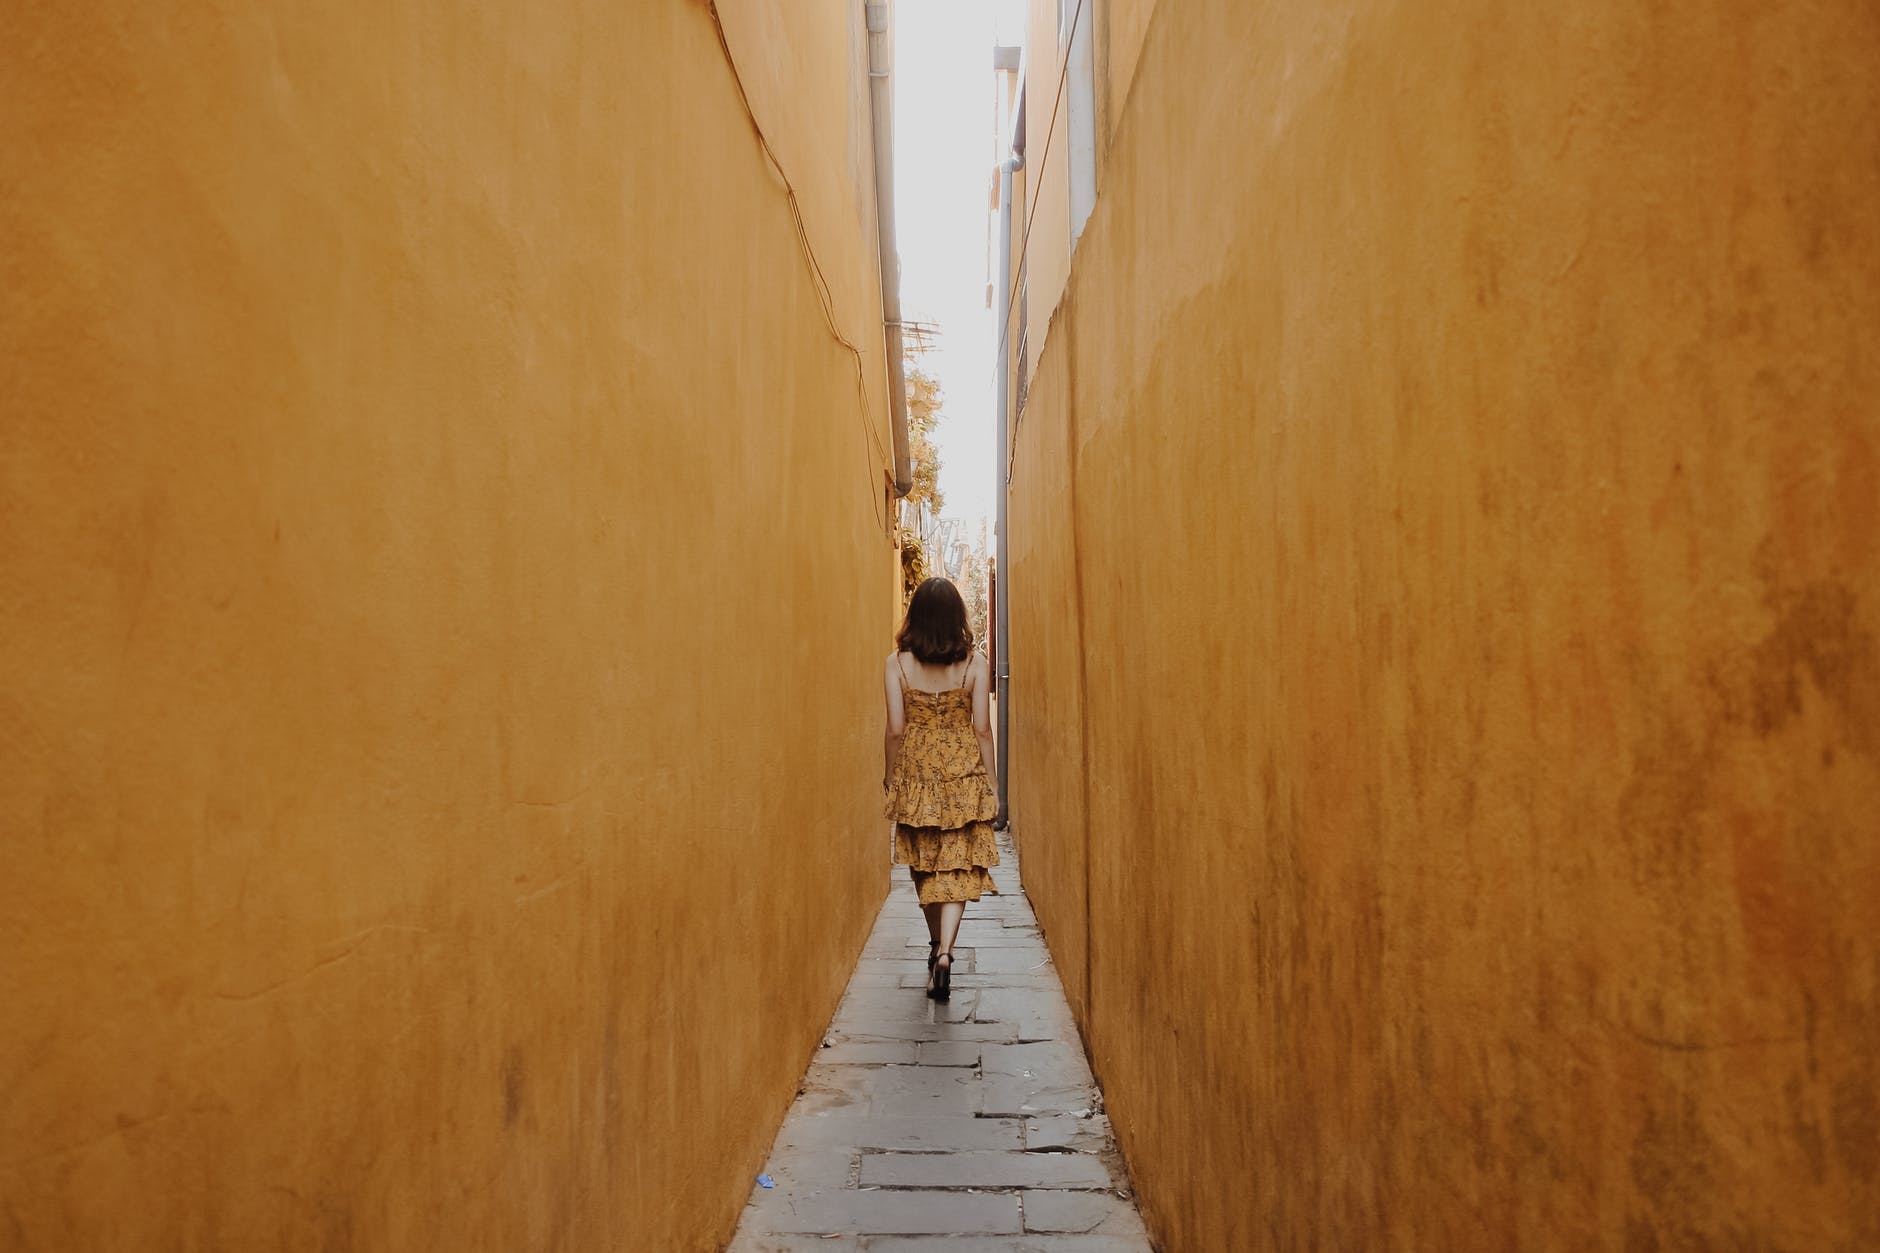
867,0,912,498
993,152,1022,825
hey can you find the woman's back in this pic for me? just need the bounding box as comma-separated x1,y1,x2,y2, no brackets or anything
892,652,976,745
885,650,993,825
896,652,972,695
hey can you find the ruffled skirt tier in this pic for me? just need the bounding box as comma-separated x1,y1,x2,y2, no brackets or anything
893,819,1000,904
884,708,999,905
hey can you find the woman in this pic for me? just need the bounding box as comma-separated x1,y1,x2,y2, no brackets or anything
882,577,999,1002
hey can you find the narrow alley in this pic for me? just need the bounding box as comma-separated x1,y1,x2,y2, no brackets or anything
730,832,1150,1251
6,0,1878,1250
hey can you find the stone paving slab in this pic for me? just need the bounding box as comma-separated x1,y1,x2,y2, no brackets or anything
1020,1190,1153,1238
746,1185,1021,1235
979,1078,1099,1120
980,1042,1095,1084
970,948,1059,974
728,1235,862,1253
971,989,1079,1044
863,1235,1152,1252
859,1150,1113,1189
916,1041,982,1068
1024,1113,1115,1153
819,1041,919,1066
777,1111,1023,1152
731,833,1150,1251
757,1147,857,1188
867,1067,988,1118
835,1020,1023,1044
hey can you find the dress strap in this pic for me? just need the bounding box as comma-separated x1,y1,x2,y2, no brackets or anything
957,658,972,691
896,654,912,691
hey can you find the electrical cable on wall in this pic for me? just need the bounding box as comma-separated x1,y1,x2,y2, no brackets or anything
706,1,894,531
997,0,1086,485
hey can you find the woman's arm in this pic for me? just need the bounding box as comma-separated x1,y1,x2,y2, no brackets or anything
883,652,907,787
970,654,997,783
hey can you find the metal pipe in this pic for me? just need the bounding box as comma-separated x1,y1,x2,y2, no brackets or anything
866,1,913,498
993,153,1022,825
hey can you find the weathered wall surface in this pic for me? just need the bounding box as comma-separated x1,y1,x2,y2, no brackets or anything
1009,0,1880,1248
1096,0,1157,147
1023,0,1074,384
0,3,893,1249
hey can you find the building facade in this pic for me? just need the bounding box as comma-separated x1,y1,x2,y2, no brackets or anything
999,0,1880,1248
1,3,901,1248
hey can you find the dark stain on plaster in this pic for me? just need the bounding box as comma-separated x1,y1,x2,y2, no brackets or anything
1783,1074,1828,1182
1627,1095,1720,1249
1744,581,1878,751
1831,1074,1878,1182
502,1047,525,1130
317,1196,354,1253
1617,720,1712,893
1623,1214,1661,1253
1626,576,1874,905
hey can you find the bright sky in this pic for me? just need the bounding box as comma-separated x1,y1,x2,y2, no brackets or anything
893,0,1025,533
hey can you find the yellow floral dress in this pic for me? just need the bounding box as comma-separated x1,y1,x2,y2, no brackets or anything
885,658,1000,904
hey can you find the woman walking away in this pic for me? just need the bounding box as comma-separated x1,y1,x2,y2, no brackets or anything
882,577,999,1001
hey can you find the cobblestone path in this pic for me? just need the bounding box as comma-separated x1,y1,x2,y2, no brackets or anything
729,832,1152,1252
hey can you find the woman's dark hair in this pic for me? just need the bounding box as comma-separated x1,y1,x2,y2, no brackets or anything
897,577,974,665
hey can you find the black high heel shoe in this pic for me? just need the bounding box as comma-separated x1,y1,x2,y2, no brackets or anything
928,951,953,1002
927,941,940,971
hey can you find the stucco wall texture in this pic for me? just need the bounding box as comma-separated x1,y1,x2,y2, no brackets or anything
1008,1,1880,1249
1,3,894,1249
1023,0,1073,387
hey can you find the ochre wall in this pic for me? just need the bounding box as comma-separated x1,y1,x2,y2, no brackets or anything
1022,0,1074,385
1096,0,1157,148
0,3,894,1249
1008,0,1880,1248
